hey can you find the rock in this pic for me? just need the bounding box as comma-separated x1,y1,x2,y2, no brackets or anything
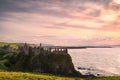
31,53,82,77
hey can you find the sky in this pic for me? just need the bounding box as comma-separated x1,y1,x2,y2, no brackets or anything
0,0,120,46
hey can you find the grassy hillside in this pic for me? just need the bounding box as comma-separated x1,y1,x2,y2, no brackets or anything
0,42,35,50
0,42,23,50
0,72,120,80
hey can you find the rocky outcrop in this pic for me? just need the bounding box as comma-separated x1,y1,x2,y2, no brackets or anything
31,53,81,77
0,43,82,77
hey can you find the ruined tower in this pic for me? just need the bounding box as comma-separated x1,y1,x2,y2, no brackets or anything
23,43,29,55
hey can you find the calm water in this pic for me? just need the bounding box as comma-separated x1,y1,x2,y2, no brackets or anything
68,48,120,76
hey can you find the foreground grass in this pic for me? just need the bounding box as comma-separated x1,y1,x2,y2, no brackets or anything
0,72,120,80
0,72,83,80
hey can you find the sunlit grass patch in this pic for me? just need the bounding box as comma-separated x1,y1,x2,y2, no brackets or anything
0,72,83,80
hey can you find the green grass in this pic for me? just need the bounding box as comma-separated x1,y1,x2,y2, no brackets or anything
0,42,36,50
0,59,8,70
0,42,20,50
0,72,83,80
0,72,120,80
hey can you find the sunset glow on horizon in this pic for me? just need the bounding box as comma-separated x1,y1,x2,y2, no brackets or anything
0,0,120,46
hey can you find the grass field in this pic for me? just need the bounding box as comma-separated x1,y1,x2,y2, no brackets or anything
0,72,82,80
0,72,120,80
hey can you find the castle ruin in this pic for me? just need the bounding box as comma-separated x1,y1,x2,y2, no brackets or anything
18,43,68,55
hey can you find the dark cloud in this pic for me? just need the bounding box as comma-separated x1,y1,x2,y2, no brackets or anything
0,0,30,13
90,0,112,6
0,0,112,20
0,0,68,14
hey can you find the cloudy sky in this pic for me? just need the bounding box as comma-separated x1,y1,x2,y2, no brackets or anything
0,0,120,46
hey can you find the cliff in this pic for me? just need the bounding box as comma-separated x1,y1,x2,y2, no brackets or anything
0,43,82,77
31,53,81,76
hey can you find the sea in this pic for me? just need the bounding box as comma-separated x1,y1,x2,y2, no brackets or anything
68,48,120,76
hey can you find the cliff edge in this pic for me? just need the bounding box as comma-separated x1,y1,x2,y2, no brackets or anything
0,43,82,77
